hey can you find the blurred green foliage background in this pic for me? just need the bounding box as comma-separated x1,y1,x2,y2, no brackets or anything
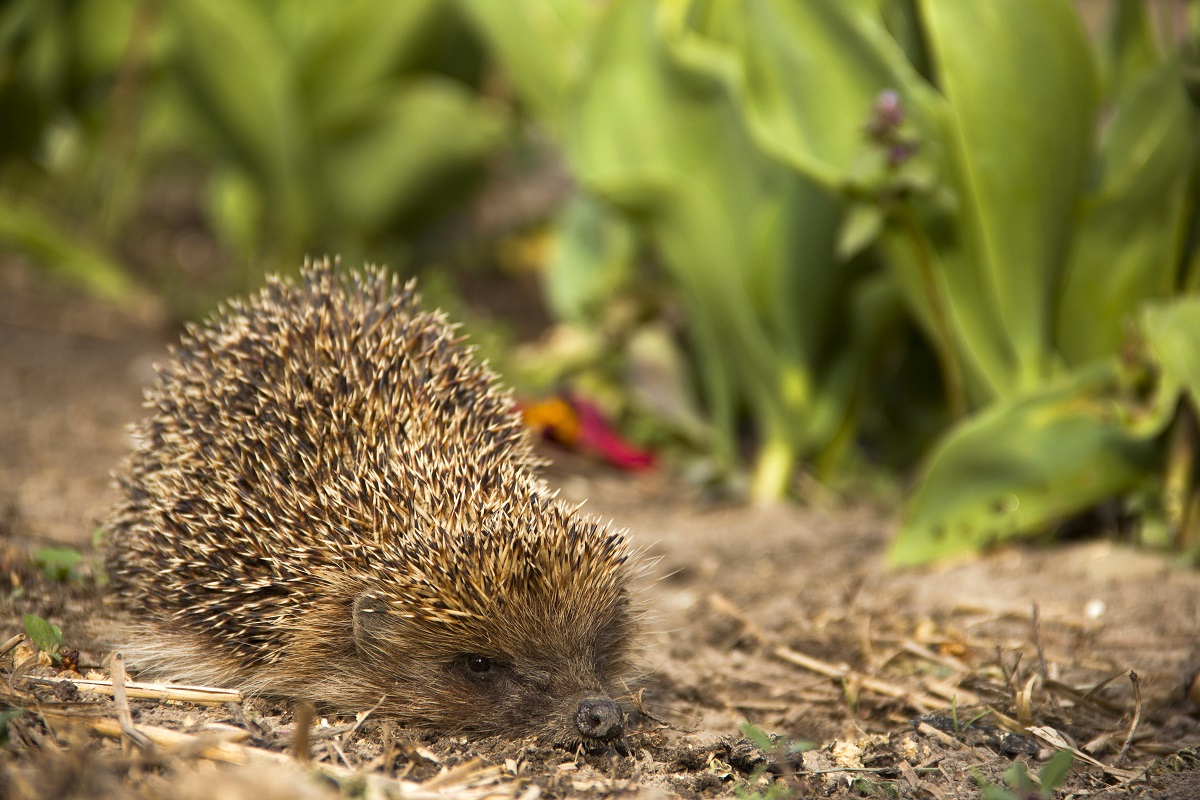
3,0,1200,563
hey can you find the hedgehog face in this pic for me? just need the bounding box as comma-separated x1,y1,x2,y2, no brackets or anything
333,479,639,744
350,574,636,746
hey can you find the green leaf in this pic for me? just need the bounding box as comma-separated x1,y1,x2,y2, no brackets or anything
72,0,141,77
878,215,1009,404
206,167,266,262
22,613,63,656
0,197,141,304
33,546,84,583
837,203,884,260
1056,59,1197,365
564,0,783,470
738,0,941,188
1038,750,1075,795
168,0,311,238
544,193,637,322
321,76,506,232
1100,0,1161,98
456,0,597,130
739,722,776,752
297,0,447,133
891,364,1158,565
1142,296,1200,414
919,0,1099,394
564,0,865,492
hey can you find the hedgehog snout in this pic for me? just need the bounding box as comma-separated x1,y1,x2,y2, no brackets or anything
574,696,624,741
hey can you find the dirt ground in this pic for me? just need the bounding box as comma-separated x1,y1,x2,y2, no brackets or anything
2,261,1199,799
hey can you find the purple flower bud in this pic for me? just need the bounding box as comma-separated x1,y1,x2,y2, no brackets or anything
888,142,916,167
876,89,904,127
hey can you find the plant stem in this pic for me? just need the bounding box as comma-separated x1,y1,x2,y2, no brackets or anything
750,434,796,504
898,204,967,419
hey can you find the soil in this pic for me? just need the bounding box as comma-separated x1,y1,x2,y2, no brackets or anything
2,260,1199,799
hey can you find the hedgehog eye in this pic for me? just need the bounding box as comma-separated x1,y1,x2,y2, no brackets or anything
465,654,493,674
454,653,508,683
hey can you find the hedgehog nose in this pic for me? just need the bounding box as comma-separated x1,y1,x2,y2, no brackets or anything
574,697,624,741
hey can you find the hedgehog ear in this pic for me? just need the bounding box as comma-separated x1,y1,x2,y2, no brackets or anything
352,593,392,652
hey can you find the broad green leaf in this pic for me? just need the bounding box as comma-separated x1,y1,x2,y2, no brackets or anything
1101,0,1161,98
1057,60,1197,365
739,0,940,188
456,0,597,129
919,0,1099,394
322,77,506,232
295,0,447,133
169,0,310,237
0,197,141,303
879,0,929,78
878,217,1013,404
564,0,859,488
73,0,141,76
891,364,1157,565
22,613,63,655
545,193,637,322
747,174,845,376
1142,296,1200,414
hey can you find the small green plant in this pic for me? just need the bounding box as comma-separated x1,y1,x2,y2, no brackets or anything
978,750,1074,800
32,546,85,583
740,721,816,757
732,723,814,800
740,721,777,752
22,613,64,660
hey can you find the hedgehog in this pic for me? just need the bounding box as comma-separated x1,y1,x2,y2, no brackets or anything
103,258,641,746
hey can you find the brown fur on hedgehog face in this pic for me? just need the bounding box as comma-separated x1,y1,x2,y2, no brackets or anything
103,260,640,745
269,475,639,744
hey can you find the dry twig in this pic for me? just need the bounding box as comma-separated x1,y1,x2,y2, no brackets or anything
111,653,151,751
0,632,26,658
291,699,315,765
1114,671,1142,766
774,646,969,713
27,676,242,705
